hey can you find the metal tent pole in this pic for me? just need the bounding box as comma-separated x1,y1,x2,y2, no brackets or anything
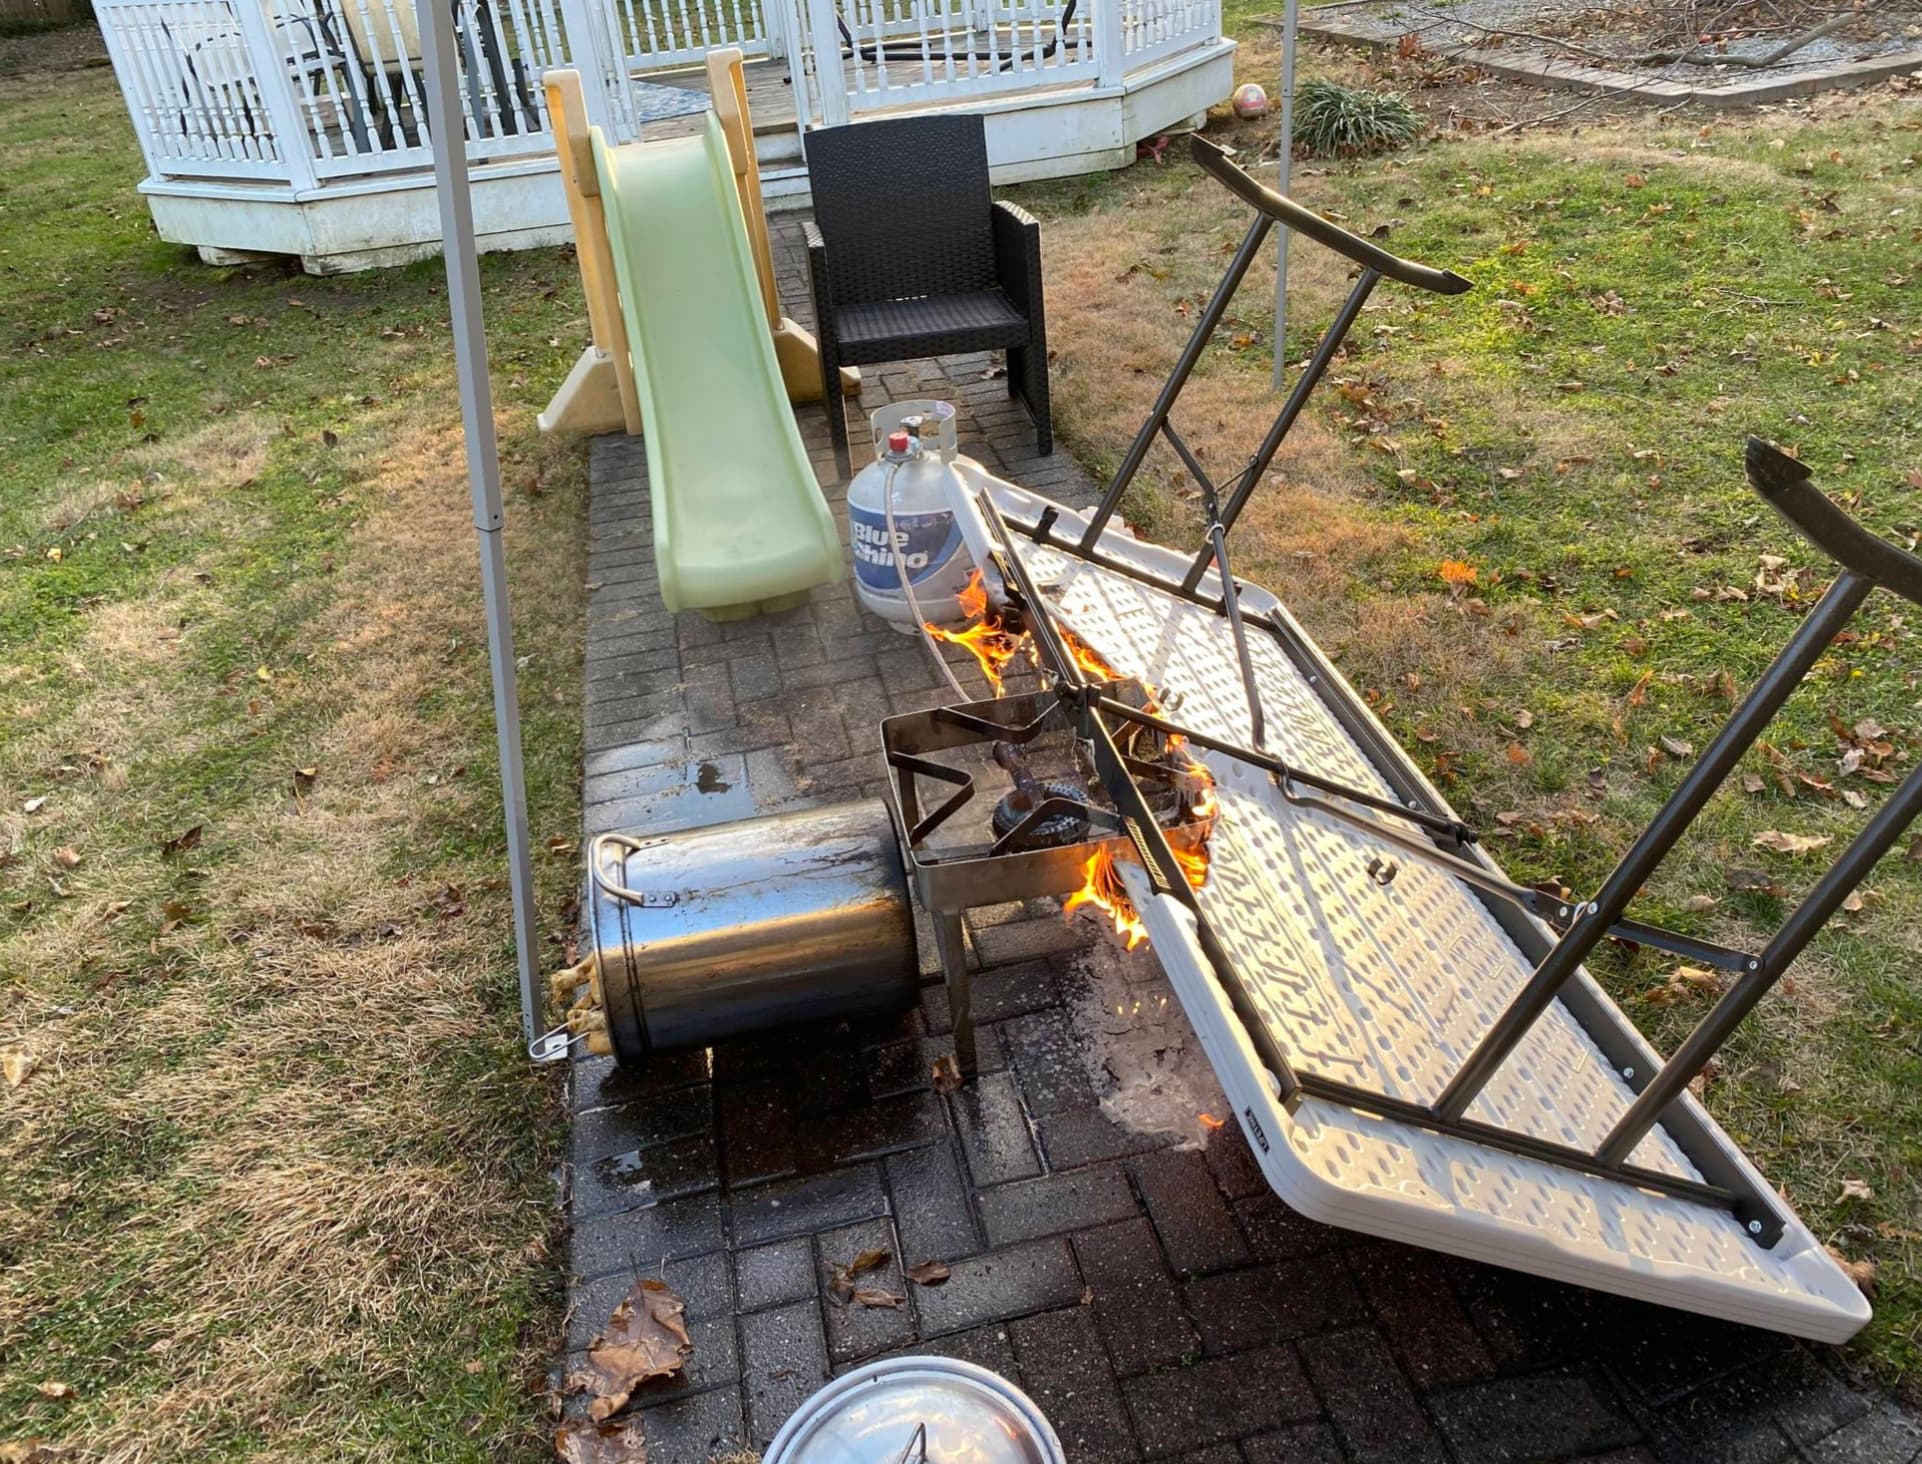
418,0,547,1058
1270,0,1298,391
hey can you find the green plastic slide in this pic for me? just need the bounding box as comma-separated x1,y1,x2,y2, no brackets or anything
591,115,842,617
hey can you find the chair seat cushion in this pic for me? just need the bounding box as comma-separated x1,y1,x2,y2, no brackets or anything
837,288,1030,356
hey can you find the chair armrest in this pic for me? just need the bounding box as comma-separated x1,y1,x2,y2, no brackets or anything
804,220,836,339
991,199,1042,312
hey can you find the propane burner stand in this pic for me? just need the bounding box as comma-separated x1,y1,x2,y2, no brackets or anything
881,681,1214,1077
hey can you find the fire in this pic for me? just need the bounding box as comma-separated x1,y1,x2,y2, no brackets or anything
925,571,1022,694
1063,844,1149,951
957,568,990,620
1167,734,1218,820
1062,825,1212,954
1170,834,1211,888
1058,626,1120,684
926,575,1225,955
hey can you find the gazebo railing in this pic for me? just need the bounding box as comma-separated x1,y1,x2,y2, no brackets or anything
785,0,1220,126
97,0,1228,199
96,0,637,188
1121,0,1214,72
607,0,774,72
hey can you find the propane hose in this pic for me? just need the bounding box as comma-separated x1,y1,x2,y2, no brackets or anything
884,458,970,703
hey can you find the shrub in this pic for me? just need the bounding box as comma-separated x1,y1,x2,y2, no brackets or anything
1292,78,1422,157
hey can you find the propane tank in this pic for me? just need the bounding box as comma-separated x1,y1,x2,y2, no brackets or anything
847,400,974,631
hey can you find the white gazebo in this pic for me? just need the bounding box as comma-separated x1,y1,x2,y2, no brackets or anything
94,0,1235,272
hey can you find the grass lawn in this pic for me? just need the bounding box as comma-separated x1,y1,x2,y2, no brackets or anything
1,13,1918,1459
1,47,589,1462
1020,34,1921,1391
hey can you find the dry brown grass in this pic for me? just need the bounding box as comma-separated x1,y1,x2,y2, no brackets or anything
1,387,584,1460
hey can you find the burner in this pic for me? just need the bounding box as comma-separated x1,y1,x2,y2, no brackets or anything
991,779,1089,847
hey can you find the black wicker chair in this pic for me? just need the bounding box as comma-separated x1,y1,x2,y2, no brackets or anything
803,113,1051,479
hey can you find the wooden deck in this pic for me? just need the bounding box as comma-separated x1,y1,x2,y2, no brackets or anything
639,55,799,140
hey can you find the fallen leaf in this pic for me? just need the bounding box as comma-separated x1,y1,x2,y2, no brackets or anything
554,1416,648,1464
1752,830,1833,856
292,766,319,793
904,1260,952,1287
52,847,81,869
569,1279,691,1421
827,1247,893,1305
1826,1245,1877,1297
1679,894,1719,914
1506,742,1530,766
160,825,203,858
34,1381,74,1400
1839,1177,1875,1202
1660,735,1694,759
1741,772,1766,795
2,1049,37,1088
852,1288,906,1309
931,1055,963,1093
22,795,47,814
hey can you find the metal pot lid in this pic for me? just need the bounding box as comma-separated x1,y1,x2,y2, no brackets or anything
763,1356,1065,1464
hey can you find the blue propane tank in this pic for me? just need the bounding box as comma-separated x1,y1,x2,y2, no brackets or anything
847,400,974,631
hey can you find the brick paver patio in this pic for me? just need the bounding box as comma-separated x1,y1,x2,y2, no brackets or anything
562,218,1920,1464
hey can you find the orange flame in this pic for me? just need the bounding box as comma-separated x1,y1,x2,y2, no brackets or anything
957,568,990,620
1168,734,1219,820
926,571,1022,694
1063,828,1212,953
1058,626,1120,684
1063,845,1150,950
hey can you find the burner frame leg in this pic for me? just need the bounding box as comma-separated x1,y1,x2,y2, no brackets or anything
933,911,977,1078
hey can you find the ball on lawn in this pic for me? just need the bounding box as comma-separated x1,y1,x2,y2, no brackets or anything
1231,82,1270,119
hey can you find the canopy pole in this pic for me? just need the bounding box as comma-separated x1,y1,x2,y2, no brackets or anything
418,0,547,1057
1270,0,1298,391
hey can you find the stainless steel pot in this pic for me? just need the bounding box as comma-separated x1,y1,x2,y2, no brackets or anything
764,1357,1065,1464
589,799,919,1066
